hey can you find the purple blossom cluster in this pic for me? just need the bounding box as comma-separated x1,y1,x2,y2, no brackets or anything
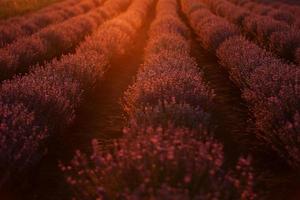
62,126,255,200
62,0,257,199
0,0,100,48
216,36,278,88
184,0,300,170
198,0,251,26
127,0,214,129
0,0,154,188
181,0,239,52
232,0,299,26
0,103,48,186
0,0,131,81
269,2,300,21
217,0,300,64
217,37,300,168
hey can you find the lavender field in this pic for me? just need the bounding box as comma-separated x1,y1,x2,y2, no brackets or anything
0,0,299,199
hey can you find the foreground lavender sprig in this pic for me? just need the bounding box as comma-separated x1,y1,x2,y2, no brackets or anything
61,126,255,199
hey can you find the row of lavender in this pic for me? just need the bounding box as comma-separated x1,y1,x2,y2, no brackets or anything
0,0,101,48
0,0,155,189
0,0,80,24
61,0,256,199
200,0,300,65
261,0,300,15
0,0,125,81
230,0,300,25
183,0,300,169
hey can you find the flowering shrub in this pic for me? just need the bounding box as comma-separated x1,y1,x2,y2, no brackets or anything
199,18,239,51
0,0,101,48
244,63,300,168
202,0,250,26
62,0,257,199
243,15,289,45
0,0,130,81
185,0,300,169
124,0,215,126
0,103,47,187
238,0,297,25
0,64,83,131
149,16,190,39
230,0,299,25
182,0,239,51
124,52,214,126
0,0,153,187
189,9,215,30
128,100,212,129
61,126,256,200
145,34,190,55
216,36,300,169
203,0,300,63
216,36,280,88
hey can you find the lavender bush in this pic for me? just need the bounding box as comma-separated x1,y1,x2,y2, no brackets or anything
217,36,300,169
62,126,255,200
0,0,130,81
0,0,153,188
62,0,257,199
0,0,100,47
203,0,300,63
185,0,300,169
